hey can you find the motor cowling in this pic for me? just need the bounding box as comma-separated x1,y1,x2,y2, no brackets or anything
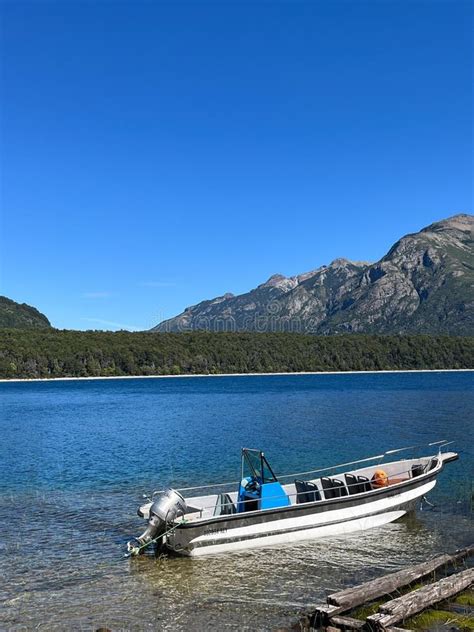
127,488,187,555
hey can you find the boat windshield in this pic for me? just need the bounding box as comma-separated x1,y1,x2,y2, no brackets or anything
241,449,278,483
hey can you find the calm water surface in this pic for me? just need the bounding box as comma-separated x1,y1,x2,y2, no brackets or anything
0,372,473,631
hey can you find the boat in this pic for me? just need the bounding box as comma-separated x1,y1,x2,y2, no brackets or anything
126,441,458,557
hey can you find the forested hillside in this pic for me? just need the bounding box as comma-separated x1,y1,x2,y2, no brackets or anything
0,296,51,329
0,330,472,379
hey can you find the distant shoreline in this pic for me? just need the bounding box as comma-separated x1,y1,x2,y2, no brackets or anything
1,368,472,384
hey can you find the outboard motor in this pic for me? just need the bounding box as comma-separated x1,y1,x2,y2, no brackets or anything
127,488,187,556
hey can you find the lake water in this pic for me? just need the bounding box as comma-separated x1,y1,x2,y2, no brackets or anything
1,371,473,631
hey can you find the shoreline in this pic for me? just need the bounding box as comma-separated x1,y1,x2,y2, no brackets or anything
0,368,472,384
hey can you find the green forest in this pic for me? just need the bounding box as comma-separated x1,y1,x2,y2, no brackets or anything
0,330,472,379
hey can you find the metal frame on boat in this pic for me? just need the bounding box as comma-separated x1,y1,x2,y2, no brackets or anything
127,441,458,557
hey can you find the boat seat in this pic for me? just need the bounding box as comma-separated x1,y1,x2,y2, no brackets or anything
321,477,336,499
321,477,349,499
213,493,237,517
295,479,321,504
345,473,362,495
426,458,437,472
357,475,372,492
332,478,348,497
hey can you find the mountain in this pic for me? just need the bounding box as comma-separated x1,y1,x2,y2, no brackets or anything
0,296,51,329
153,214,474,335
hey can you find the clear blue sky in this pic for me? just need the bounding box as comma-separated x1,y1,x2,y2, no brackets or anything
1,1,472,330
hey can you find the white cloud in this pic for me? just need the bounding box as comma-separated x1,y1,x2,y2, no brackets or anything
81,317,142,331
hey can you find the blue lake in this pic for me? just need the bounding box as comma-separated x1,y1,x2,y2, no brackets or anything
1,371,473,630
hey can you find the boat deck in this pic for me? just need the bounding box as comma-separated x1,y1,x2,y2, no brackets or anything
177,456,432,522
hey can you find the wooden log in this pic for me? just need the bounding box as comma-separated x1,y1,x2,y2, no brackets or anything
327,545,473,612
367,567,474,630
329,614,365,629
311,604,340,627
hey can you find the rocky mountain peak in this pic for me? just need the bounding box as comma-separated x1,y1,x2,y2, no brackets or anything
259,273,287,287
328,258,369,269
258,274,299,292
421,213,473,235
153,214,474,335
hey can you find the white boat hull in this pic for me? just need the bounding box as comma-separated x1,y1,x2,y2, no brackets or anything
167,478,436,556
186,511,407,556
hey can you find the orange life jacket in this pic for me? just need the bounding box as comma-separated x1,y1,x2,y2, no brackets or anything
372,469,389,488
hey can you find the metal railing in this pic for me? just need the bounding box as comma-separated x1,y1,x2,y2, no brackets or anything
173,459,440,521
148,440,450,501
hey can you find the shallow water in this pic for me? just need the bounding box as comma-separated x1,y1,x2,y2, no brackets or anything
0,372,472,630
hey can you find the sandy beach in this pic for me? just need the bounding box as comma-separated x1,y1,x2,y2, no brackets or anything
1,367,472,383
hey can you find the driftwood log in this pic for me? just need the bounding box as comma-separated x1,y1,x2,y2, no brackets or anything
366,566,474,630
329,614,365,629
326,545,473,612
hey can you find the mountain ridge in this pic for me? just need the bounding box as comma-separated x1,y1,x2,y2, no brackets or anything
153,213,474,335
